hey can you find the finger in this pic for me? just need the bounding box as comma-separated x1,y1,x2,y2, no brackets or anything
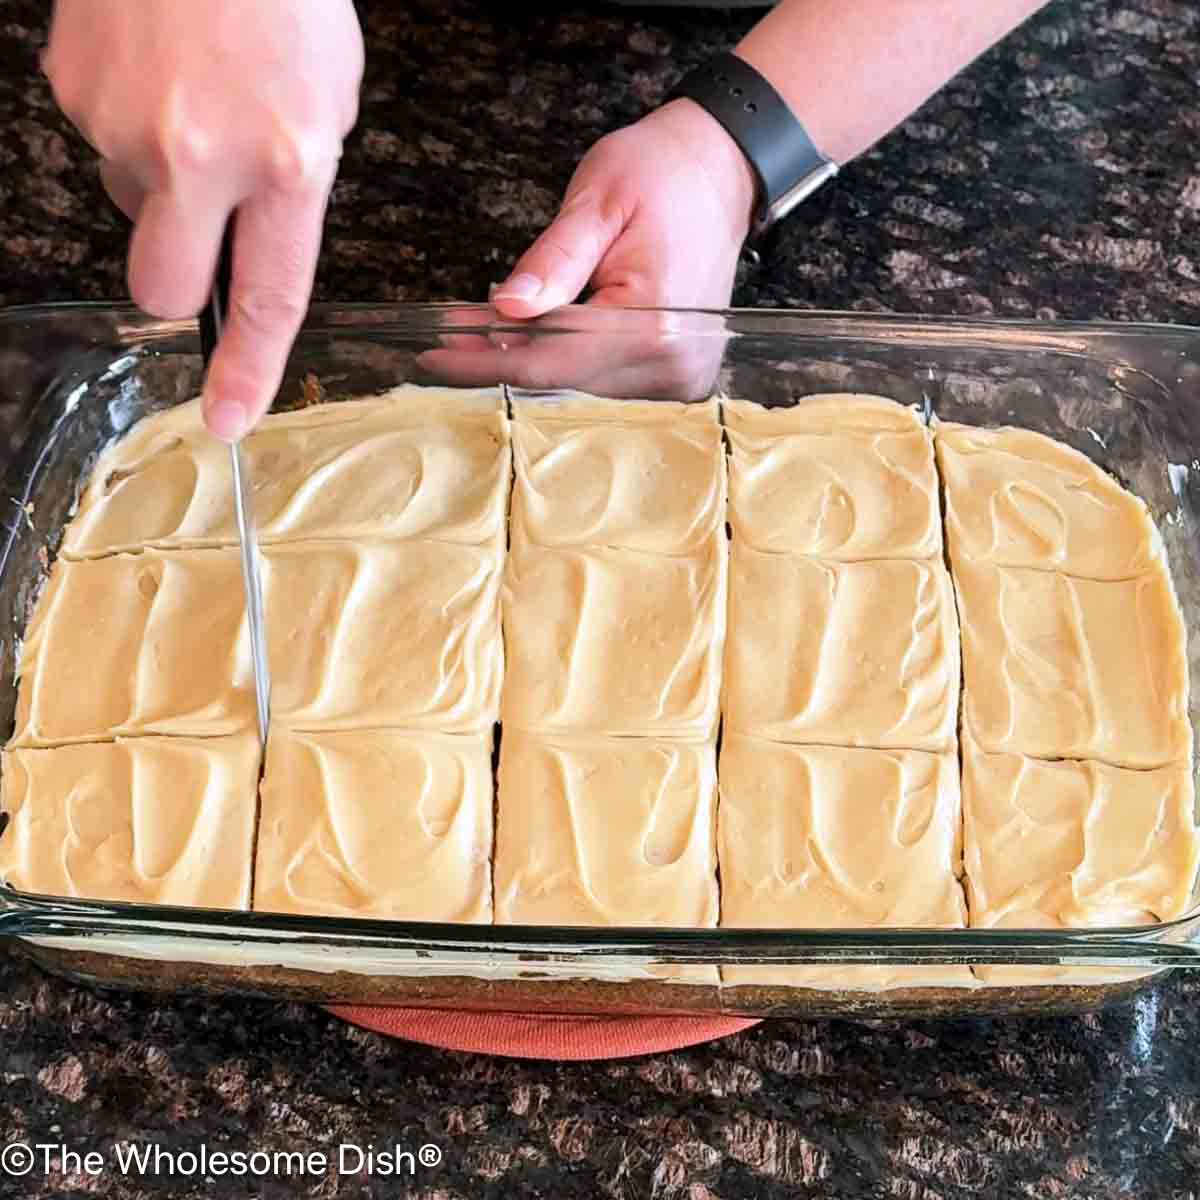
418,310,725,401
488,330,533,349
492,195,624,319
127,192,230,319
588,279,652,308
99,160,145,223
432,331,532,352
417,332,652,392
437,332,495,352
417,339,601,389
590,268,739,313
201,184,330,441
418,342,702,401
416,346,518,387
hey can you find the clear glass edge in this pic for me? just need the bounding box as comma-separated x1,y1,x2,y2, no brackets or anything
1,298,1198,971
4,297,1200,347
1,892,1199,968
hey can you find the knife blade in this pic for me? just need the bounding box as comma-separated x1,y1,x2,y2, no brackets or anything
229,438,271,744
199,221,272,746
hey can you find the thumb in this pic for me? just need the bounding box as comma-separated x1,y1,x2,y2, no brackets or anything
492,190,625,319
99,160,146,223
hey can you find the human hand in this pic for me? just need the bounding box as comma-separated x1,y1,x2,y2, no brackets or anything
417,304,732,403
418,100,754,401
44,0,364,440
492,98,757,317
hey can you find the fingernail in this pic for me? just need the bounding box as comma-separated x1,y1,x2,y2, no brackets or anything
204,396,247,442
492,273,543,303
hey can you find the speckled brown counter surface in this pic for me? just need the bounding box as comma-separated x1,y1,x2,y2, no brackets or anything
0,1,1199,1197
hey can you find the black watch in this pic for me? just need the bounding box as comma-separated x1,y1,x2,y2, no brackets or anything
668,52,838,237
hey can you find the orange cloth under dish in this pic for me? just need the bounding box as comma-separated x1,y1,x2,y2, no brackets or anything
326,1007,758,1060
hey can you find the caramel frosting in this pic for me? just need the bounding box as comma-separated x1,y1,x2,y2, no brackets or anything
14,540,502,744
511,406,725,555
962,739,1198,985
727,425,940,559
265,539,503,734
493,730,718,927
254,727,492,921
501,534,726,739
512,393,719,426
952,557,1191,768
13,549,255,744
725,547,960,752
722,393,924,435
963,740,1198,931
935,423,1161,578
8,377,1197,973
0,734,259,908
63,387,510,558
718,735,969,989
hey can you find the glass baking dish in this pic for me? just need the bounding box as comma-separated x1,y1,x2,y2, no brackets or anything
0,300,1198,1020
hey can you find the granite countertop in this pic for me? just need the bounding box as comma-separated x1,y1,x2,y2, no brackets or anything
1,0,1199,1196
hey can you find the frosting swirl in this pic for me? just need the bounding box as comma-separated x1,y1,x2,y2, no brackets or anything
936,422,1161,579
501,533,726,740
953,557,1190,769
255,727,493,921
0,734,258,908
63,387,509,557
494,730,718,928
719,735,969,990
725,548,960,753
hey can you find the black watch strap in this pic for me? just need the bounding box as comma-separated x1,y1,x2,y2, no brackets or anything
668,52,838,235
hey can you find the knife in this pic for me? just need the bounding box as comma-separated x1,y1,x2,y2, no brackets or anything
198,222,272,746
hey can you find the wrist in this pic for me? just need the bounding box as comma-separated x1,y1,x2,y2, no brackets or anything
646,98,758,247
734,0,1050,167
733,40,857,167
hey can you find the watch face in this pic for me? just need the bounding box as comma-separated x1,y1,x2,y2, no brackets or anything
764,162,840,230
